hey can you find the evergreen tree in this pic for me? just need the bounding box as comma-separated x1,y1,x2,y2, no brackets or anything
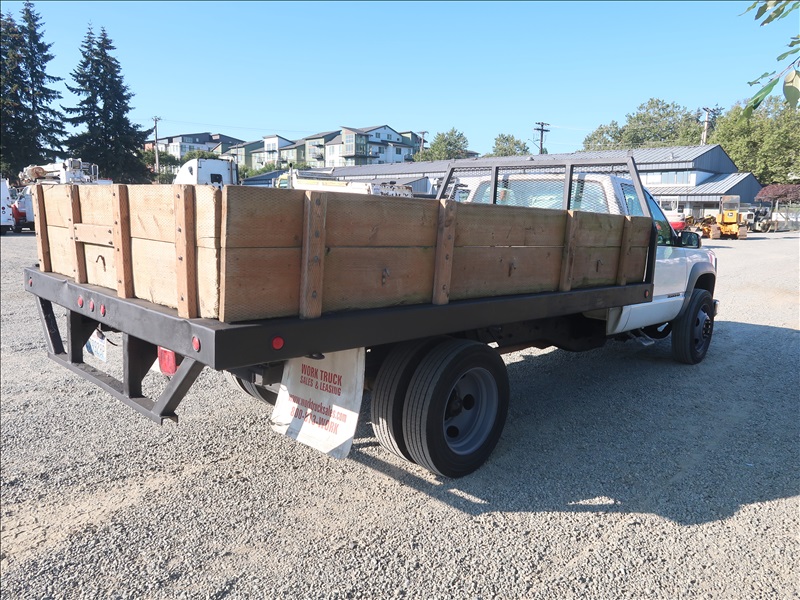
0,12,27,178
18,1,64,164
64,27,151,183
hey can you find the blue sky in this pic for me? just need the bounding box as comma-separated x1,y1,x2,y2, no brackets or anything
3,1,796,154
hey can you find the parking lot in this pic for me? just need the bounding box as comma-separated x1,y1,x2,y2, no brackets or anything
1,231,798,599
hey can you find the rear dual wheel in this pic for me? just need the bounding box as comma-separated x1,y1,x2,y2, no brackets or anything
372,338,509,478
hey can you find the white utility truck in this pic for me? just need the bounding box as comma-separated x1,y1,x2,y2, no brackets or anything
24,156,717,477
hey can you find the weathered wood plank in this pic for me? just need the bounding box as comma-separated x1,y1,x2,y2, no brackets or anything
83,243,117,290
128,184,176,242
41,185,71,228
68,185,87,284
323,247,435,313
299,191,327,319
73,223,114,247
76,185,115,226
219,248,301,322
174,185,198,318
131,238,178,309
432,198,458,305
195,186,221,250
221,186,304,248
616,216,633,286
455,204,566,248
325,195,438,247
559,210,578,292
571,246,623,288
197,246,220,319
450,246,562,300
34,184,51,272
46,226,72,277
112,185,134,298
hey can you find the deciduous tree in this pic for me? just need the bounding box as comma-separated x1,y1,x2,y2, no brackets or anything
756,184,800,203
414,128,470,161
582,99,703,150
710,96,800,184
488,134,530,157
742,1,799,117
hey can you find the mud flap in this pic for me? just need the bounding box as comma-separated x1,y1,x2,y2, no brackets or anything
270,348,365,459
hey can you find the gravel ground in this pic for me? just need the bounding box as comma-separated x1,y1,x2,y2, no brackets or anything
1,230,798,599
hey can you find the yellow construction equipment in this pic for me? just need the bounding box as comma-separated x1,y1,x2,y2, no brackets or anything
715,195,744,239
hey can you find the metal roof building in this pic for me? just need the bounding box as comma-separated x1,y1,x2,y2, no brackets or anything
305,144,762,216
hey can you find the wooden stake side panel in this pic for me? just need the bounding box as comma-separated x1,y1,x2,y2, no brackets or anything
38,185,653,324
39,184,222,319
219,188,440,321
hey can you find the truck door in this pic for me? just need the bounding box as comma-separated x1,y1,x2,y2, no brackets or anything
611,185,688,333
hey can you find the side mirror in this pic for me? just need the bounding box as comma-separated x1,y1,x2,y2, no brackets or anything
679,230,701,248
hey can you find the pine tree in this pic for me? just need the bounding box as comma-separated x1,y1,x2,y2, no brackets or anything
64,27,151,183
18,1,64,164
0,12,27,178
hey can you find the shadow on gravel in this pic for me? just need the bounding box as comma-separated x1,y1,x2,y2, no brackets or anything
351,321,799,526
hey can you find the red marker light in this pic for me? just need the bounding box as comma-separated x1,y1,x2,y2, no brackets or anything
100,304,106,317
272,336,285,351
77,296,84,308
28,278,33,287
89,299,95,312
192,336,201,352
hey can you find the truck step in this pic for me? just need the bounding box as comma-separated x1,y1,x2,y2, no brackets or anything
626,330,656,347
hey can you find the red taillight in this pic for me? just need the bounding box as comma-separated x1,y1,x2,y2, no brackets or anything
158,347,180,376
272,336,285,350
191,336,201,352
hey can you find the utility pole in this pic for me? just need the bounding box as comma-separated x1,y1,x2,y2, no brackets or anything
701,107,720,145
153,116,161,174
418,131,427,154
534,122,549,154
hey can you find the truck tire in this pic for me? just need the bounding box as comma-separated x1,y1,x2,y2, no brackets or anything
224,371,278,405
671,289,714,365
371,338,446,462
403,339,509,477
242,381,278,405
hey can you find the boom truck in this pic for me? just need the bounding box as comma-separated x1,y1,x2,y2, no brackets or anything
13,158,111,233
23,156,718,477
